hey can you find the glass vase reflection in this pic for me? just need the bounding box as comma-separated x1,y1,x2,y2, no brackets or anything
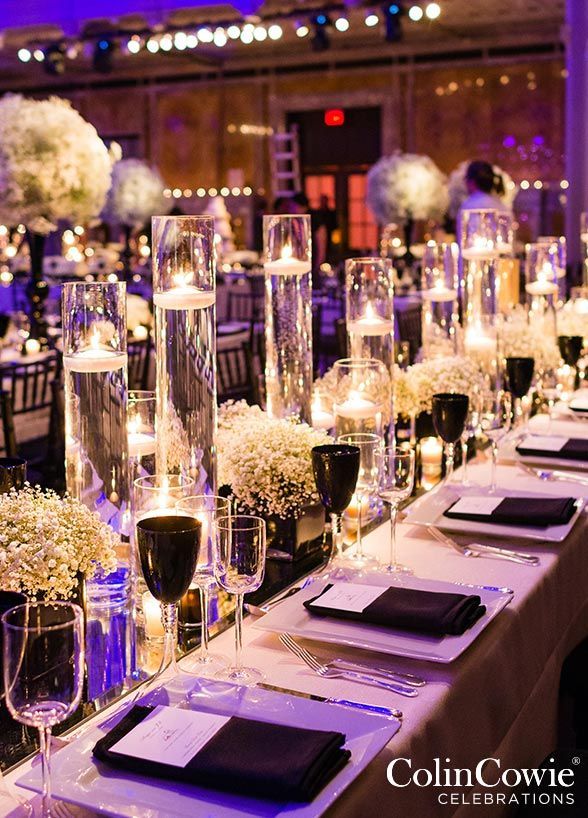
152,216,217,494
263,214,313,424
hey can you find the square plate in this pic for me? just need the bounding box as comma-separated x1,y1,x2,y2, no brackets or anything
403,481,584,543
16,679,400,818
253,575,513,664
500,432,588,473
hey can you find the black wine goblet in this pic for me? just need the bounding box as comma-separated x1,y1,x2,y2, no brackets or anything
505,357,534,427
311,444,360,574
431,393,469,482
558,336,584,390
137,515,201,679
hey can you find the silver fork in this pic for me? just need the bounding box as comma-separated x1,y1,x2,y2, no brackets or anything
279,633,418,698
517,462,588,486
428,526,540,566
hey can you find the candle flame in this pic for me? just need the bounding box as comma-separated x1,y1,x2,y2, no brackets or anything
364,302,375,319
90,328,100,350
173,271,194,288
281,244,293,261
128,415,139,436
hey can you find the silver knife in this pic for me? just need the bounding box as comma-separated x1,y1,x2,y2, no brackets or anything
258,682,402,720
330,659,426,687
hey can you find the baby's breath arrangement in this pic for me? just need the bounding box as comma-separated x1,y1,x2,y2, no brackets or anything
0,486,119,600
394,356,482,417
501,308,560,372
217,401,330,519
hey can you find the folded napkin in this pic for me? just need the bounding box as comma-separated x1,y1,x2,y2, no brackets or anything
444,496,577,528
304,583,485,636
516,436,588,462
569,399,588,414
93,705,349,803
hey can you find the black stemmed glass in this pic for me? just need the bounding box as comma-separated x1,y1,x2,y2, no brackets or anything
505,357,534,428
431,393,469,482
311,444,360,576
558,335,584,388
136,515,201,683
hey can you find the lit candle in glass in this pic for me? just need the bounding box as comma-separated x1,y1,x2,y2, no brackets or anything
311,392,335,431
420,436,443,476
347,302,394,336
152,270,215,310
142,591,165,639
127,414,157,459
64,326,128,373
264,243,311,277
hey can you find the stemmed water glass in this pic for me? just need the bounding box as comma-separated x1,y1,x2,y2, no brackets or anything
311,444,360,577
136,514,201,681
460,392,481,487
538,368,563,431
505,357,534,428
337,433,382,568
431,393,469,482
175,495,230,675
479,390,512,492
377,447,415,574
2,602,84,818
214,515,266,686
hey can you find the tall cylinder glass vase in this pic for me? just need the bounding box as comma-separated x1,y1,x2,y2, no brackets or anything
525,242,558,341
346,257,395,371
263,214,312,423
537,235,566,306
460,209,500,330
152,216,217,494
62,281,131,608
421,241,459,358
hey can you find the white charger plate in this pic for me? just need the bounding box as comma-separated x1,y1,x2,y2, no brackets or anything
16,679,399,818
403,481,584,543
253,575,513,664
499,432,588,473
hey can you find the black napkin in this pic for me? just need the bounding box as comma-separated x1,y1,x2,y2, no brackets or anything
516,437,588,462
304,583,485,636
93,705,349,803
444,496,577,528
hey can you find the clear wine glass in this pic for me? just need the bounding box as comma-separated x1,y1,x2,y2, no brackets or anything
175,494,230,675
460,392,481,487
2,602,84,818
337,433,382,569
136,515,201,682
479,390,512,492
538,368,563,432
377,446,415,574
214,515,266,686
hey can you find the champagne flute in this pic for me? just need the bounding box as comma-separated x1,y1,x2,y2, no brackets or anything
136,515,201,681
214,515,266,686
175,495,230,675
337,433,382,568
479,390,512,492
3,602,84,818
431,393,469,482
377,446,415,574
311,444,360,576
505,357,534,428
460,392,481,487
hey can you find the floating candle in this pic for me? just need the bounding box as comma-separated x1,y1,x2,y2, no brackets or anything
334,391,383,420
420,436,443,476
264,244,311,277
347,302,394,336
153,288,215,310
142,592,165,639
462,237,499,260
421,283,458,303
311,393,335,430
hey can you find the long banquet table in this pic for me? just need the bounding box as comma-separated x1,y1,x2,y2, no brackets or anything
4,459,588,817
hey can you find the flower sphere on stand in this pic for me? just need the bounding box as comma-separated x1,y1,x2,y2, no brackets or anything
102,158,169,229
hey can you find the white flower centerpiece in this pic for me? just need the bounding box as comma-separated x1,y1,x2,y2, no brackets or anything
447,160,517,219
366,151,448,264
501,307,560,373
394,356,483,420
0,94,113,337
103,158,168,229
217,401,330,560
0,486,118,601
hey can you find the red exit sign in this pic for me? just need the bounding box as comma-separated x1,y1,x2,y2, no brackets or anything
324,108,345,126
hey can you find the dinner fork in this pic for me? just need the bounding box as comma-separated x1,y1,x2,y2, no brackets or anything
517,462,588,486
279,634,419,698
428,526,540,566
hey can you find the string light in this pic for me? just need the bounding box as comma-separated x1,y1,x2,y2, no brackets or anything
365,13,379,26
227,25,241,39
18,48,31,62
335,17,350,32
296,24,310,37
425,3,441,19
268,24,283,40
408,6,424,21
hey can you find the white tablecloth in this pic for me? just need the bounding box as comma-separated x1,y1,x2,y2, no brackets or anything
5,460,588,817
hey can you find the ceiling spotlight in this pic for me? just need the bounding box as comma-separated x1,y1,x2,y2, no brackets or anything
93,38,115,72
335,17,350,32
127,38,141,54
253,26,267,41
383,3,404,42
174,32,187,50
227,25,241,39
17,48,31,62
365,13,380,26
296,24,310,38
311,14,331,51
44,43,66,75
268,24,283,40
408,5,423,21
146,38,159,53
197,28,214,43
425,2,441,19
213,28,227,47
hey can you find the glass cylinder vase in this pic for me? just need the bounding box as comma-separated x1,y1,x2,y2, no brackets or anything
62,281,129,535
421,241,459,358
263,214,312,423
537,235,566,305
345,257,395,372
525,242,558,340
332,358,390,438
460,209,500,328
152,216,217,494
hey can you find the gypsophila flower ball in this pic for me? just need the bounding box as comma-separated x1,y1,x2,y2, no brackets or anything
0,95,114,234
557,303,588,340
447,160,517,219
366,152,449,224
217,401,330,519
501,308,560,372
0,485,118,600
102,158,170,228
127,293,153,332
394,356,482,417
